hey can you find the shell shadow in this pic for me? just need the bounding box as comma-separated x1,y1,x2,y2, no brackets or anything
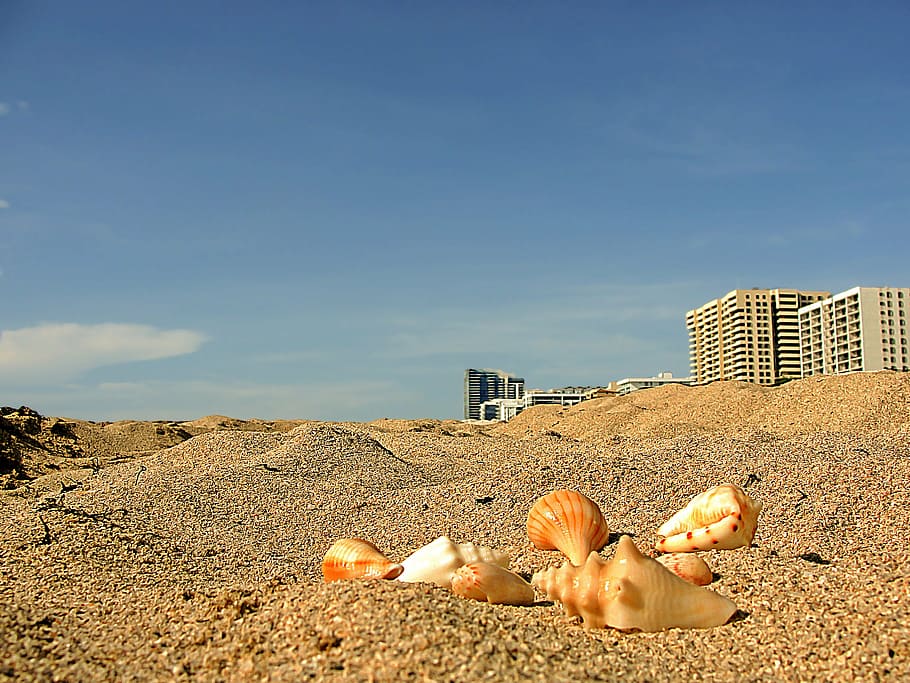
728,609,750,624
798,552,831,565
607,531,636,544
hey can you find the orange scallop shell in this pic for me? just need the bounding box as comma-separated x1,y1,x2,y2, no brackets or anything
526,489,610,566
321,538,404,582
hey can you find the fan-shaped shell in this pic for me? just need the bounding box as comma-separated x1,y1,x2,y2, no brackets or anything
451,562,535,606
322,538,404,582
656,483,762,552
527,489,610,565
655,553,714,586
397,536,510,588
531,535,736,631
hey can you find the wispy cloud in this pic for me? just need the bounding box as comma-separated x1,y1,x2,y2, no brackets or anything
687,218,868,250
596,87,805,177
0,323,208,383
250,350,337,364
0,199,9,209
380,282,695,362
0,101,29,116
21,377,405,421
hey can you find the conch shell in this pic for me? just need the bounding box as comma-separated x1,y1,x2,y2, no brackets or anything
655,553,713,586
322,538,404,582
656,483,762,552
451,562,535,606
397,536,510,588
532,535,737,631
527,489,610,565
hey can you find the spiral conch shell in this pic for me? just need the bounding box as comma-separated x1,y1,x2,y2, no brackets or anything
656,483,762,552
532,535,736,631
322,538,404,582
397,536,510,588
527,489,610,566
655,553,713,586
451,562,535,605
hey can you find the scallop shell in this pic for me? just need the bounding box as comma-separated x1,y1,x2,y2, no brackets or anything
322,538,404,582
656,483,762,552
451,562,535,606
527,489,610,565
531,535,736,631
655,553,713,586
397,536,510,588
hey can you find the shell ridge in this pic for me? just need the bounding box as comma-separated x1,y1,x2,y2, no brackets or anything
533,535,737,631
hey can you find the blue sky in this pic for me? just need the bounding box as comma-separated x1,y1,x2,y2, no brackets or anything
1,2,909,421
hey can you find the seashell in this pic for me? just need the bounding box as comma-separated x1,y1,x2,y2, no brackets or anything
656,483,762,552
527,489,610,566
531,535,736,631
451,562,535,606
655,553,713,586
322,538,404,582
397,536,510,588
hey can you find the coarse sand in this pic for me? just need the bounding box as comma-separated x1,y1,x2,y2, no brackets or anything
2,372,909,681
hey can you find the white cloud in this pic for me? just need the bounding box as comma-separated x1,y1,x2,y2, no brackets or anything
0,323,207,382
0,103,9,116
0,199,10,209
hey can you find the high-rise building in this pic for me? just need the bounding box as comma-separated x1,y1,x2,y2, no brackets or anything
463,369,524,420
799,286,910,376
686,289,829,385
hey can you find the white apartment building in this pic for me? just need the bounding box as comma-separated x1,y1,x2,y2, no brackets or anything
610,371,694,396
799,286,910,376
479,388,602,421
687,289,830,385
480,398,524,422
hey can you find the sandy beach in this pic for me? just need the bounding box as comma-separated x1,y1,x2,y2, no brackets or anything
2,372,909,681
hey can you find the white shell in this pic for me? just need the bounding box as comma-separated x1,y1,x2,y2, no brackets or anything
532,535,737,631
656,483,762,552
397,536,510,588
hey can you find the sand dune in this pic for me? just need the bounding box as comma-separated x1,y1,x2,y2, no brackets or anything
2,372,909,681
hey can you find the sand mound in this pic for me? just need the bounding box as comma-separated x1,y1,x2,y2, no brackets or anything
496,371,910,441
0,408,311,491
180,415,306,432
2,372,909,681
369,418,492,437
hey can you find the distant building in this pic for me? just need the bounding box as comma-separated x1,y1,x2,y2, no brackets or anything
523,389,593,408
799,286,910,376
687,288,830,385
478,387,605,422
610,371,694,396
464,369,525,420
479,398,524,422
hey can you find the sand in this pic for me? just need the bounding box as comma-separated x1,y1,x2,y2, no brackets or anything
1,372,909,681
